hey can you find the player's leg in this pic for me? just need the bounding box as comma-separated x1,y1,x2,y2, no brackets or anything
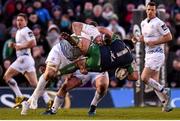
33,64,57,103
21,64,56,115
24,71,37,87
24,70,52,109
141,67,172,112
141,67,165,93
88,72,109,116
151,71,166,103
152,72,173,112
3,66,24,108
43,76,82,115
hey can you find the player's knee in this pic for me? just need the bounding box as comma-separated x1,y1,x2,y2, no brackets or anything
141,75,149,83
3,74,10,83
61,82,68,92
96,83,108,94
44,63,57,80
44,70,56,81
29,81,37,87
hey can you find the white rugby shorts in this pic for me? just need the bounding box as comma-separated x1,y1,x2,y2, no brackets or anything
74,70,109,87
46,44,71,69
145,53,165,71
10,55,35,74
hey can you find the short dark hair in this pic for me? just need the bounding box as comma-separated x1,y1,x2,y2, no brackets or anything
147,1,156,7
17,13,28,21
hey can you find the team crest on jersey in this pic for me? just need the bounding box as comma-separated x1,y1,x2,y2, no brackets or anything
28,32,34,37
161,24,167,31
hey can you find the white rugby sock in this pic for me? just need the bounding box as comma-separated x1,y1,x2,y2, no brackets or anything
30,74,48,101
147,78,164,92
42,91,51,104
51,95,64,113
90,91,105,106
7,78,23,97
154,90,166,103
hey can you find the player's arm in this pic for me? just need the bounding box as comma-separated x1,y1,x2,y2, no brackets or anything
127,63,138,81
14,40,36,50
58,57,88,76
150,32,172,45
97,26,113,37
72,22,99,40
155,22,172,45
146,22,172,46
97,26,121,45
72,22,83,35
15,29,37,50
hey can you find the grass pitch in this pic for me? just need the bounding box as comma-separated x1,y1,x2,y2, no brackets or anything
0,107,180,120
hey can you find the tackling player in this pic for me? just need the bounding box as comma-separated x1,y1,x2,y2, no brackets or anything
21,27,109,116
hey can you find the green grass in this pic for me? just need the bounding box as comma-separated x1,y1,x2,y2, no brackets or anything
0,107,180,120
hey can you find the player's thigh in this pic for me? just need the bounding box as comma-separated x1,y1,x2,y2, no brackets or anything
44,63,58,80
57,76,81,96
151,71,160,81
141,67,157,82
95,72,109,89
3,67,20,81
24,71,38,87
66,76,82,90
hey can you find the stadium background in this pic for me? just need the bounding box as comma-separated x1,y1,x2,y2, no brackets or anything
0,0,179,110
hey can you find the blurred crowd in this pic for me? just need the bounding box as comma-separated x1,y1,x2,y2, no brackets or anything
0,0,179,88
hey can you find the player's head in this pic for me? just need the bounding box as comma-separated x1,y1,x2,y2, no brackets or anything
17,13,28,29
146,2,157,19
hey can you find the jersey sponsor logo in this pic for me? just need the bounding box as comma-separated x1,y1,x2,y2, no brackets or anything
110,51,116,62
161,24,167,31
28,32,34,37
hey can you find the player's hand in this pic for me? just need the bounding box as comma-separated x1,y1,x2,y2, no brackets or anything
132,35,144,43
14,44,22,50
79,68,88,75
60,32,70,40
75,57,88,75
8,42,15,48
139,35,144,42
145,40,155,47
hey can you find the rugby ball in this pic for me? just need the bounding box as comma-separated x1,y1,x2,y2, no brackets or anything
115,68,129,80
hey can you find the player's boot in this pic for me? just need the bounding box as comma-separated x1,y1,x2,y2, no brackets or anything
46,100,54,111
42,109,56,115
21,101,30,115
162,88,173,112
29,98,38,109
88,105,96,116
13,96,28,109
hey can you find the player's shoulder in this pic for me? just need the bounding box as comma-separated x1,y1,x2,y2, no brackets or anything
141,18,147,23
21,26,32,33
153,17,164,25
141,18,147,25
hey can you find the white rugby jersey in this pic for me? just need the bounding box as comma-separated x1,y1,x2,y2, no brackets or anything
141,17,170,53
82,23,101,41
15,26,36,57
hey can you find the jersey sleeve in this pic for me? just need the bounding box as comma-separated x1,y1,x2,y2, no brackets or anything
23,28,36,41
82,23,100,41
157,20,170,35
